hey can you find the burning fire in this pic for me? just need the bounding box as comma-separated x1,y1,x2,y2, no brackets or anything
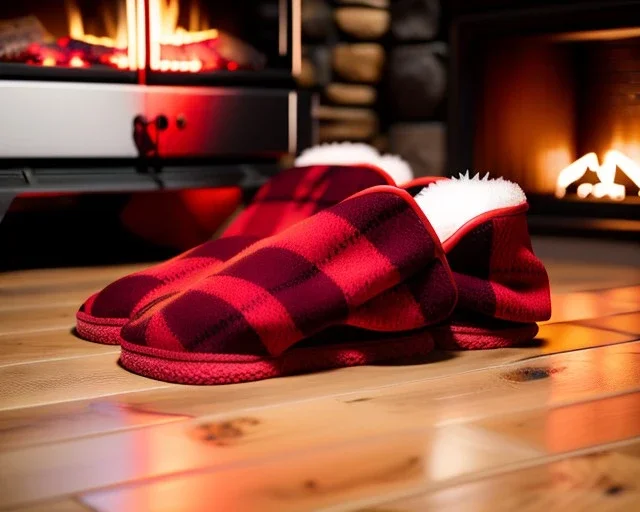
5,0,247,72
148,0,218,72
66,0,129,49
556,150,640,201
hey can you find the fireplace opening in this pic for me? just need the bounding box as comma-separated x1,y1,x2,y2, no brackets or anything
0,0,284,77
474,31,640,206
449,1,640,235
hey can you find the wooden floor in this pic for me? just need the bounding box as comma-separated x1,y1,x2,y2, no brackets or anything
1,236,639,511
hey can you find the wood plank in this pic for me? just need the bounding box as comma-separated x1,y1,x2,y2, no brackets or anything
0,304,79,335
599,285,640,307
579,311,640,336
3,423,540,511
544,261,640,294
0,323,633,449
373,439,640,512
0,352,171,411
0,282,102,312
535,321,637,354
532,236,640,294
11,499,92,512
1,341,639,508
75,394,640,512
0,264,153,311
545,288,640,325
0,329,117,366
476,391,640,454
0,264,150,290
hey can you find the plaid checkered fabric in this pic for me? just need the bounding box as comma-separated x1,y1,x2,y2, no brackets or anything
76,164,394,344
433,209,551,349
400,177,551,349
447,211,551,323
120,187,457,358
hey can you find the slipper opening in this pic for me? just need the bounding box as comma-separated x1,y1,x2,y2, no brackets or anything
294,142,414,185
414,171,527,242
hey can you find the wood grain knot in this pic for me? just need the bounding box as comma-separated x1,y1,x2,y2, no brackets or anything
605,485,626,495
344,397,372,404
191,417,260,446
502,366,566,382
304,479,318,491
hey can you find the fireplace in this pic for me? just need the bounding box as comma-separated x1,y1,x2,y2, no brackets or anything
0,0,309,222
449,0,640,236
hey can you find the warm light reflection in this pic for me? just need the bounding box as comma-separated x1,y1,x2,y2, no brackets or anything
556,150,640,201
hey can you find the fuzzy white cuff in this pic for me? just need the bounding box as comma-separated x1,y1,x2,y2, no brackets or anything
414,172,527,242
294,142,414,185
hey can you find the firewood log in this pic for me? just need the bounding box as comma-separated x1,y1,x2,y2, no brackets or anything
60,38,123,64
159,31,267,71
0,16,50,59
214,32,267,70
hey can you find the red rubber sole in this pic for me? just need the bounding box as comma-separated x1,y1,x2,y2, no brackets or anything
432,321,539,350
75,311,127,345
120,330,436,385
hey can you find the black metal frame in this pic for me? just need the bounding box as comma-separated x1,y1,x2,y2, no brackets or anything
0,162,278,223
448,0,640,235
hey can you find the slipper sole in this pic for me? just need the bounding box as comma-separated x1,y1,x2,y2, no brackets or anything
76,311,127,345
120,331,436,385
432,321,539,350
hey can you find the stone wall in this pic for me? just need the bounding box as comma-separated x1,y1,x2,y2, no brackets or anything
298,0,448,176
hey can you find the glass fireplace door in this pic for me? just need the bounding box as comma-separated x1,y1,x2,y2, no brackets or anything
1,0,298,83
0,0,140,80
144,0,297,84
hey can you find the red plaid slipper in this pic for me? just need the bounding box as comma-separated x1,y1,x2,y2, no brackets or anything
118,185,458,384
403,172,552,349
76,143,413,345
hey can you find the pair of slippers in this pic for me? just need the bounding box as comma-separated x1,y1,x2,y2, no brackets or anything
76,143,551,385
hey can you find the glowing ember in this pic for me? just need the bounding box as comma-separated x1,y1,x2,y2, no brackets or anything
69,55,88,67
556,150,640,201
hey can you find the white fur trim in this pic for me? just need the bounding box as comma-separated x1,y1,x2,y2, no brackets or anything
295,142,380,167
294,142,414,185
414,171,527,242
378,154,414,186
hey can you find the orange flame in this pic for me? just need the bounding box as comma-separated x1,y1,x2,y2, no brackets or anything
148,0,217,72
64,0,137,69
556,150,640,201
60,0,220,73
65,0,129,48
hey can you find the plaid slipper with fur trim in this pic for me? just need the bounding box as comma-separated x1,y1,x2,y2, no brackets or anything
402,173,552,349
118,185,458,384
76,143,414,345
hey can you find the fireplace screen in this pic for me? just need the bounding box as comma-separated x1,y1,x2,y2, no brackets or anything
0,0,291,78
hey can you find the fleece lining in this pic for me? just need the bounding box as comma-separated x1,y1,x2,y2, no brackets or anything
414,172,527,242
